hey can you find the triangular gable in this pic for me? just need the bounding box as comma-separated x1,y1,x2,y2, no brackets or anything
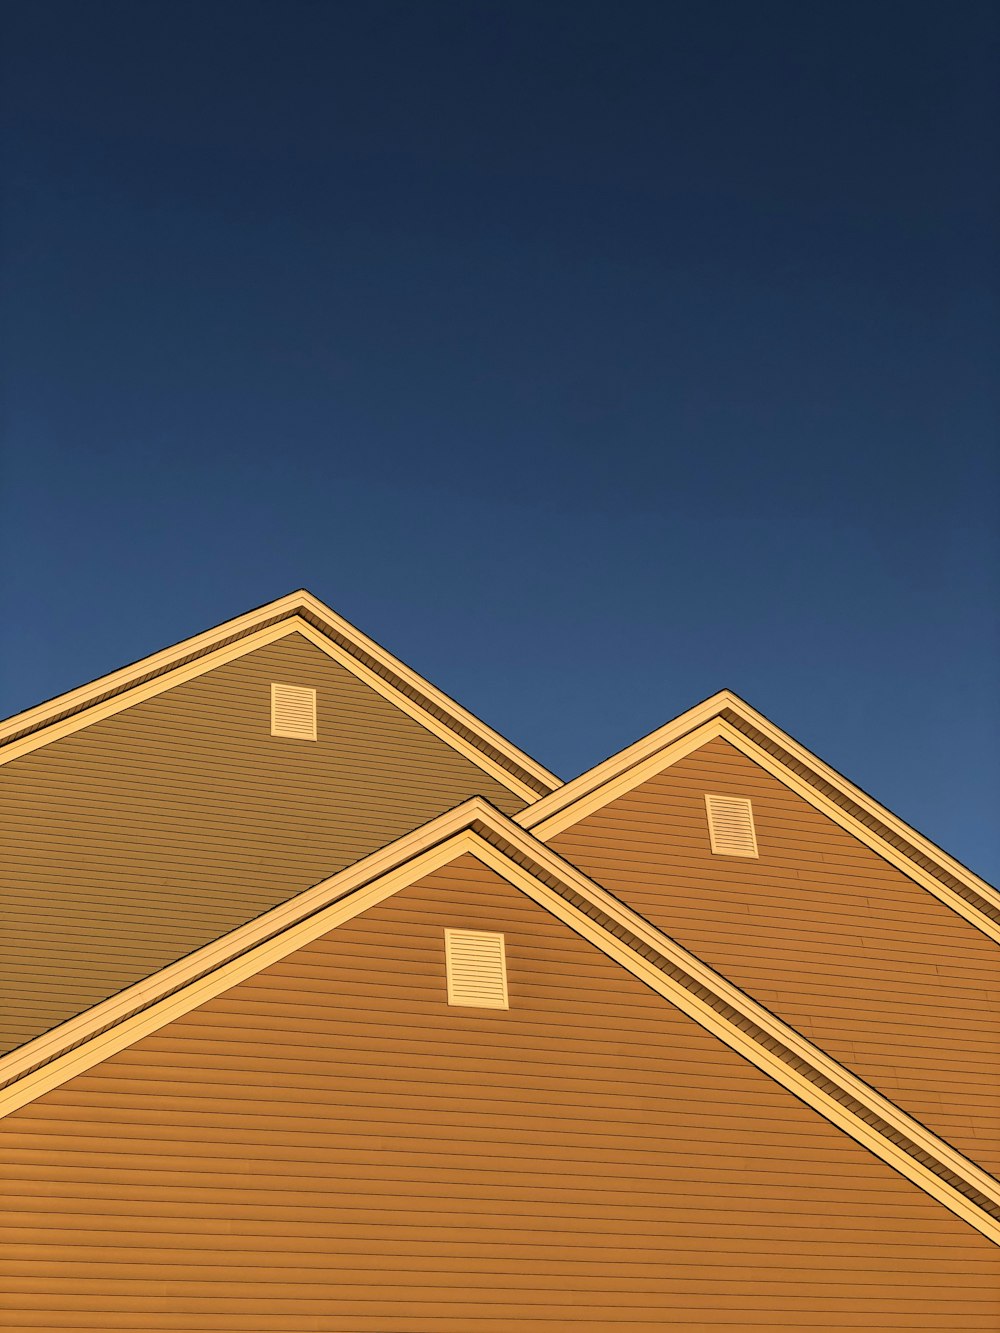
0,589,559,802
2,796,997,1244
10,855,998,1327
538,730,1000,1177
519,689,1000,942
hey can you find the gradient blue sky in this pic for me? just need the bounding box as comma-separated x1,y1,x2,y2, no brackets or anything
2,1,998,881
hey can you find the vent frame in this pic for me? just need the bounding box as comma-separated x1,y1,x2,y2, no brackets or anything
270,682,318,741
705,793,759,858
444,928,509,1009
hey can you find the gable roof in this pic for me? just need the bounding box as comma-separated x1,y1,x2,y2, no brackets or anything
520,689,1000,942
0,589,560,802
2,795,997,1245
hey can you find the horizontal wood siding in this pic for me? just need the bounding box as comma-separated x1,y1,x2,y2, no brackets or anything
1,855,997,1330
549,737,1000,1177
0,633,524,1055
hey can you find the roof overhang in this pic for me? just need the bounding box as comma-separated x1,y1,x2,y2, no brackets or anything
0,590,560,802
520,689,1000,942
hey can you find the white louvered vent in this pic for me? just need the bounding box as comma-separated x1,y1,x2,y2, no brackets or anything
270,683,317,740
705,794,759,857
444,929,509,1009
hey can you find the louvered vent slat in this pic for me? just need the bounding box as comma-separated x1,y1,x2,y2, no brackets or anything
444,929,509,1008
270,683,317,740
705,794,758,857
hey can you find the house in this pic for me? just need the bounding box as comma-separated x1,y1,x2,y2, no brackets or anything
1,589,997,1330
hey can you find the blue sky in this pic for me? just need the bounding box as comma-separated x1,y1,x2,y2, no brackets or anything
1,1,998,880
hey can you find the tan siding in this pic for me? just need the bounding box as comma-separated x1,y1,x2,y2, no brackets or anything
1,855,998,1331
0,634,524,1054
549,736,1000,1177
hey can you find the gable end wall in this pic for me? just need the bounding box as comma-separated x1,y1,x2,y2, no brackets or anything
548,735,1000,1176
0,633,524,1054
2,854,998,1330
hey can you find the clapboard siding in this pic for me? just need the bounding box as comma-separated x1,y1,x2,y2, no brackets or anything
549,736,1000,1176
2,856,997,1331
0,633,524,1055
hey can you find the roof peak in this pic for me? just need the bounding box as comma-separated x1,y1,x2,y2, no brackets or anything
0,590,561,799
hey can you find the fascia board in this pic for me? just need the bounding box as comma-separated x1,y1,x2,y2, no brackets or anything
0,592,308,745
293,592,560,794
715,720,1000,942
522,713,1000,942
291,620,546,801
719,691,998,900
0,797,495,1090
519,690,735,829
0,595,557,800
522,719,726,839
0,619,298,767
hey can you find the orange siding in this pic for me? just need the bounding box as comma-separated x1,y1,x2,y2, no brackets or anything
0,633,524,1055
1,855,997,1331
549,736,1000,1176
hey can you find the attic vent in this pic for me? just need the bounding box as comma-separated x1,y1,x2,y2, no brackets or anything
705,794,758,857
270,683,317,740
444,929,509,1009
